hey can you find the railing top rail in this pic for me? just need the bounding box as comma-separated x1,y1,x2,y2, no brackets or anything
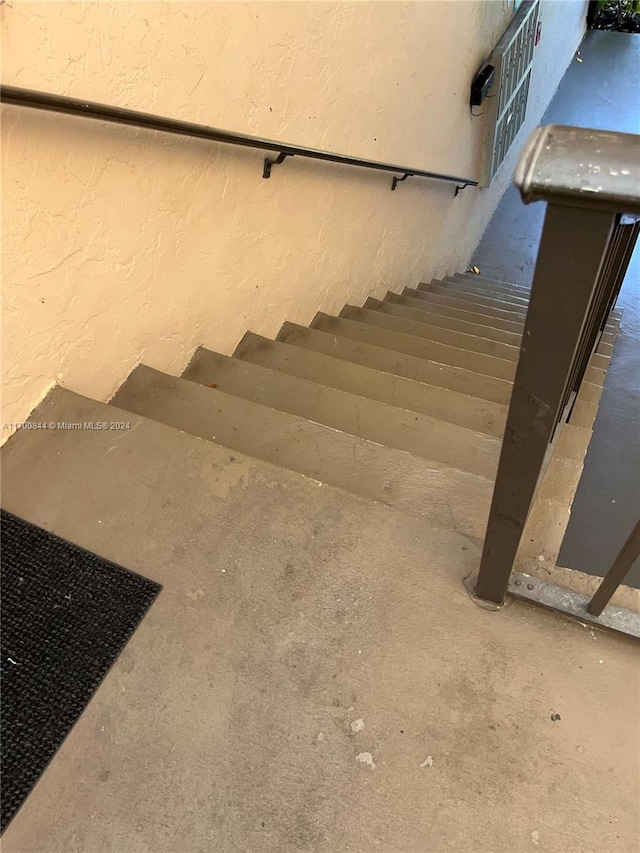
0,85,478,192
515,124,640,214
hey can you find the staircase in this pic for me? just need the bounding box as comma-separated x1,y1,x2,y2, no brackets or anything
1,271,629,853
102,271,616,566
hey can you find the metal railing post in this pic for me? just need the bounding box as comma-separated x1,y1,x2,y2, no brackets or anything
475,204,615,604
588,520,640,617
472,124,640,612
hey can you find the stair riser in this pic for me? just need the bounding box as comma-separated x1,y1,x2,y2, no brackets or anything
369,297,523,347
234,335,508,437
440,277,532,304
455,275,621,323
183,350,501,478
518,500,570,564
403,288,528,321
389,293,526,334
114,368,582,542
341,305,520,362
370,304,610,371
311,314,517,382
423,281,530,310
450,274,531,299
193,345,589,467
277,324,513,405
112,367,496,539
389,292,619,339
571,400,598,429
419,290,616,358
578,382,603,406
453,273,531,294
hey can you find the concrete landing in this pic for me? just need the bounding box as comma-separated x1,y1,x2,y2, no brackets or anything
2,388,638,853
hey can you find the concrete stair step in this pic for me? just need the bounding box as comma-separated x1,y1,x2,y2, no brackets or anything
366,296,523,347
388,292,526,334
453,275,622,321
422,280,530,310
188,346,590,467
389,291,619,338
583,366,606,388
112,366,497,539
309,313,516,382
403,287,528,320
578,381,603,405
554,422,593,463
591,352,611,372
455,272,530,293
599,330,618,348
113,367,581,540
341,305,520,362
182,350,501,478
278,322,604,407
276,323,513,405
432,278,530,307
233,334,508,437
571,399,599,429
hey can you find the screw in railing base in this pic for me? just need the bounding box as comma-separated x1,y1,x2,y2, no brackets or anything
508,572,640,640
263,152,290,179
463,571,512,612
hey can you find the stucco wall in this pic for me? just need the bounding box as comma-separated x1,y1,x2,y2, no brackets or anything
1,1,587,438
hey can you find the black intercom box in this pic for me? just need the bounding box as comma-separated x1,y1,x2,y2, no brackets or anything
470,65,495,107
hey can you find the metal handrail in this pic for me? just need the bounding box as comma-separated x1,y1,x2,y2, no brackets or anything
0,85,478,194
514,124,640,214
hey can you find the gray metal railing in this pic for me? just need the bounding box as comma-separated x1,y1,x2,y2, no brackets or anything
0,85,478,194
473,124,640,638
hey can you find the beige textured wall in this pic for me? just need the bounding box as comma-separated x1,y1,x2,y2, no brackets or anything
1,1,587,438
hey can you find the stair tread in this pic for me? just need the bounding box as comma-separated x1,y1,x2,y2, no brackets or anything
2,388,498,576
456,272,529,291
391,292,526,333
233,334,507,437
380,294,523,343
342,304,520,361
112,365,497,537
390,291,619,338
113,367,581,537
433,278,531,306
423,280,530,309
276,322,513,405
368,296,523,345
310,313,517,382
190,346,591,466
453,276,622,323
183,350,501,478
403,287,528,320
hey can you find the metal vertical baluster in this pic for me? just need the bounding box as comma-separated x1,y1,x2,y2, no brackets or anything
588,520,640,617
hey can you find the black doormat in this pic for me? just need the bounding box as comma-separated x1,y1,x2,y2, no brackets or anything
0,510,161,833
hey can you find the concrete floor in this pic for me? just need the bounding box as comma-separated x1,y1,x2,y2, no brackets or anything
2,388,639,853
472,31,640,587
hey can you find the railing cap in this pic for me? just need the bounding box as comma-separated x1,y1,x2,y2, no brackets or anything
515,125,640,215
